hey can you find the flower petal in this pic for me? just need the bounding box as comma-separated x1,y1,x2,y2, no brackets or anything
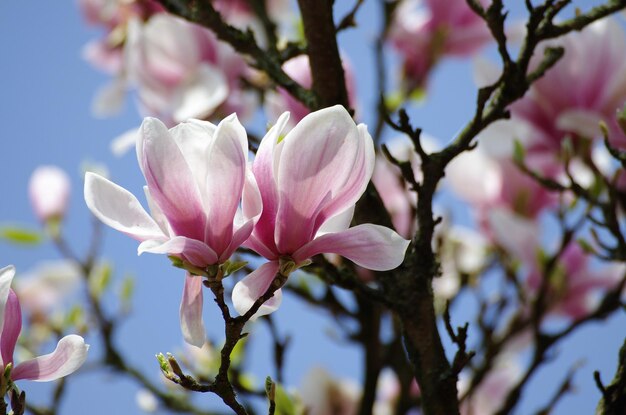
202,114,248,255
84,172,165,241
232,261,282,318
140,117,206,240
487,208,539,265
250,112,290,256
12,335,89,382
138,236,218,267
180,274,205,347
293,224,409,271
0,265,15,340
172,65,228,122
276,106,373,253
1,290,21,367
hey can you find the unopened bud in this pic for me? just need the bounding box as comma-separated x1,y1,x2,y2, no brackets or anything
29,165,71,223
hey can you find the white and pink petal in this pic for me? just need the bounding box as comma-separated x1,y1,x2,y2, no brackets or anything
293,224,409,271
84,172,165,242
11,335,89,382
232,261,282,318
180,274,206,347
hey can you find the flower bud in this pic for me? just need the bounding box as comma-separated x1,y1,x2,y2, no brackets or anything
29,165,71,222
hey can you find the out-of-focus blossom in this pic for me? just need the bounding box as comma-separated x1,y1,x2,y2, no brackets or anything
447,147,557,222
300,367,361,415
527,244,624,319
266,54,357,128
0,266,89,383
29,166,71,223
232,106,410,317
13,260,81,316
508,18,626,151
125,14,255,125
388,0,491,90
136,388,158,413
373,369,421,415
80,3,258,151
84,116,261,345
459,358,522,415
489,212,625,319
434,226,488,301
212,0,293,39
79,0,164,74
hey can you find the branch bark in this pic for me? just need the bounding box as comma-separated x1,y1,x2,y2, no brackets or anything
296,0,350,110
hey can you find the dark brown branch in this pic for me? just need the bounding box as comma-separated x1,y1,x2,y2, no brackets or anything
296,0,350,110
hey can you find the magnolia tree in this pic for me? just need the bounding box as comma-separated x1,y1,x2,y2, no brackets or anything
4,0,626,414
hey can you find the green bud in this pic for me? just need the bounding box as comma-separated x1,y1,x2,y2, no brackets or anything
265,376,276,400
278,257,297,277
155,353,170,374
222,260,248,277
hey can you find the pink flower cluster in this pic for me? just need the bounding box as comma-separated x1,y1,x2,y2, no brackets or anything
388,0,492,90
446,17,626,320
79,0,257,125
84,106,409,346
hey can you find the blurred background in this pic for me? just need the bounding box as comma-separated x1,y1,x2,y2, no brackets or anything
1,1,625,414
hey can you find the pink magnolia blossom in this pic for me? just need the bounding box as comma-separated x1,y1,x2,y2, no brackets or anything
79,0,164,76
488,212,624,319
29,165,71,222
526,244,624,319
233,106,410,317
447,147,557,222
300,367,361,415
509,18,626,152
459,358,522,415
389,0,491,90
84,116,262,345
0,266,88,383
125,14,255,125
266,54,357,128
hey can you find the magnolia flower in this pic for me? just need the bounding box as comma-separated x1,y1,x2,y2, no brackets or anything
0,266,88,383
509,18,626,151
489,211,624,319
447,147,557,221
125,13,255,125
459,358,522,415
13,260,81,315
29,165,71,222
233,106,410,317
300,367,361,415
526,244,624,319
84,116,261,345
389,0,491,90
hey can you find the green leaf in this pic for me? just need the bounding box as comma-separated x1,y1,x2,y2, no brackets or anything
275,384,297,415
230,337,247,367
119,275,135,307
577,238,595,255
222,260,248,277
66,305,84,328
512,140,526,164
0,225,43,245
89,262,112,298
